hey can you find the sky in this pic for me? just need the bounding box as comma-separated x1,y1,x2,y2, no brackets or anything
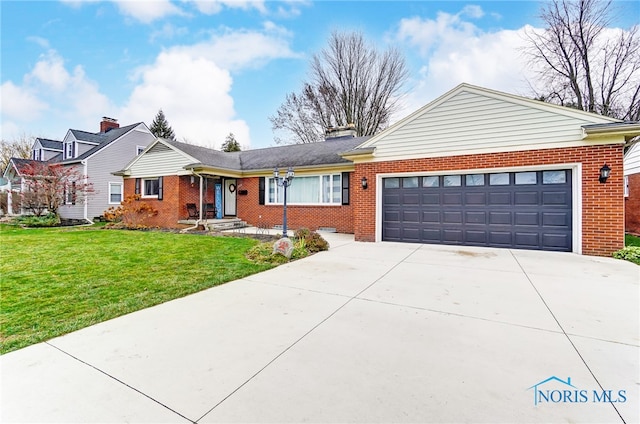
1,0,638,150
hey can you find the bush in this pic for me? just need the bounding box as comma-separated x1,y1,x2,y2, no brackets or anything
103,194,158,229
14,213,60,227
613,246,640,265
294,228,329,252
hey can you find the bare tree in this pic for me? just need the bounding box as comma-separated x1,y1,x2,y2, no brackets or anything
524,0,640,120
271,31,409,144
1,134,33,173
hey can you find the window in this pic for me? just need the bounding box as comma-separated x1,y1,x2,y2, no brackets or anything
466,174,485,186
136,146,145,155
66,182,76,205
489,173,509,185
423,176,439,187
267,174,342,205
65,142,74,159
515,172,537,185
443,175,461,187
109,182,123,204
402,177,419,188
143,178,160,196
33,149,40,161
384,178,400,189
138,177,163,200
543,170,566,184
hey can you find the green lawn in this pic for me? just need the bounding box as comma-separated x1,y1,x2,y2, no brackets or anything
625,234,640,247
0,225,273,354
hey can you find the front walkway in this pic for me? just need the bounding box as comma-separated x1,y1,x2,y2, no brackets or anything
1,234,638,423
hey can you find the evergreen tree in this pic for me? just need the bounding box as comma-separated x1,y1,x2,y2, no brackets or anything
150,109,176,140
221,133,241,152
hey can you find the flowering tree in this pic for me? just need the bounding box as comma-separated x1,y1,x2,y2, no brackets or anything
20,162,94,217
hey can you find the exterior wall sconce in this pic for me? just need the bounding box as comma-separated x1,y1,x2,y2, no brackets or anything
274,167,295,237
599,164,611,183
361,176,368,189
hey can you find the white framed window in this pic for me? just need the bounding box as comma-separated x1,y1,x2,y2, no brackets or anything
136,145,145,155
109,182,123,204
267,174,342,205
65,142,74,159
143,178,159,197
65,182,76,205
33,149,40,160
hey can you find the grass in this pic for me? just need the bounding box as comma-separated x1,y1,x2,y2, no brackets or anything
0,224,273,354
625,234,640,247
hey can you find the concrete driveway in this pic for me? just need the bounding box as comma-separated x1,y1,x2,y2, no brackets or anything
1,233,638,423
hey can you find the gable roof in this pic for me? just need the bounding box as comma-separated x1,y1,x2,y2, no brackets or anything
356,83,636,162
60,122,149,164
35,138,63,151
3,157,39,177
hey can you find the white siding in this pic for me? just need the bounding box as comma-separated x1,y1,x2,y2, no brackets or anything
624,143,640,176
58,164,85,220
128,143,197,177
363,85,618,161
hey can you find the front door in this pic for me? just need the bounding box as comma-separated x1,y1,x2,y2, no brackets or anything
224,179,237,216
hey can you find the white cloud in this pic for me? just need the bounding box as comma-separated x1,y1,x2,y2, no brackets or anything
111,0,186,23
188,0,266,15
394,8,535,118
121,51,249,149
1,49,115,139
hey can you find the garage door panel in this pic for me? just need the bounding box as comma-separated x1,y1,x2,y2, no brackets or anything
515,212,539,226
382,170,572,252
465,211,487,224
443,193,463,205
489,192,512,205
515,192,538,205
443,211,462,223
465,192,486,205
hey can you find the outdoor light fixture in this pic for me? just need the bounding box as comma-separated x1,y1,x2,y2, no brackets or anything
361,176,368,189
274,167,295,237
599,164,611,183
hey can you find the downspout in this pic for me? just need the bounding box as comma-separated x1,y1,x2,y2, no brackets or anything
181,171,204,232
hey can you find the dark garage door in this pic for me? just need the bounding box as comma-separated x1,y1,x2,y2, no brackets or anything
382,170,572,251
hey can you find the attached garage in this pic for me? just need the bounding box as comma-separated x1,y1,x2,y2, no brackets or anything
347,83,640,256
381,169,573,251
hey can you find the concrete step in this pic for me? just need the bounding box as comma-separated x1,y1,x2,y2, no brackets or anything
207,219,248,231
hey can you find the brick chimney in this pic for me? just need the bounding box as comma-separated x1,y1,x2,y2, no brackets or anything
100,117,119,133
325,123,357,140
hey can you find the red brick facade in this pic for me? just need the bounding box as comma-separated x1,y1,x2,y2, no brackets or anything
236,176,354,233
625,173,640,235
352,144,625,256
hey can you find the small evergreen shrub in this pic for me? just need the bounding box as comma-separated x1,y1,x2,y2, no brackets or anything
294,228,329,252
15,213,60,227
613,246,640,265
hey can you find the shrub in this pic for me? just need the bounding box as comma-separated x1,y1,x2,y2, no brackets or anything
294,228,329,252
103,194,158,229
613,246,640,265
15,213,60,227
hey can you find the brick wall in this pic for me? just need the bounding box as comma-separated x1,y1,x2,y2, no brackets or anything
353,145,625,256
625,173,640,235
236,176,354,233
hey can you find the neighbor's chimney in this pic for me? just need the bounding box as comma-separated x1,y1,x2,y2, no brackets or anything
325,123,357,140
100,117,119,133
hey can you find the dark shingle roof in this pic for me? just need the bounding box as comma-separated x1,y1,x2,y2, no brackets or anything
61,123,143,163
167,136,371,172
36,138,63,150
10,158,40,175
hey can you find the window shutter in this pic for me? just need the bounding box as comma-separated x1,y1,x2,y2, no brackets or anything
71,182,76,205
341,172,350,205
135,178,141,195
258,177,265,205
158,176,163,200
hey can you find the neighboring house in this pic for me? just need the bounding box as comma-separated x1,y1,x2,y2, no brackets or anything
1,158,40,215
3,117,156,221
624,141,640,234
31,138,63,161
117,83,640,257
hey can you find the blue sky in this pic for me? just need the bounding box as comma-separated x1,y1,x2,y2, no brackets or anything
1,0,638,150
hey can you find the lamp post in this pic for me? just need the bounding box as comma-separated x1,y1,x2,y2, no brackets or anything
274,167,294,237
